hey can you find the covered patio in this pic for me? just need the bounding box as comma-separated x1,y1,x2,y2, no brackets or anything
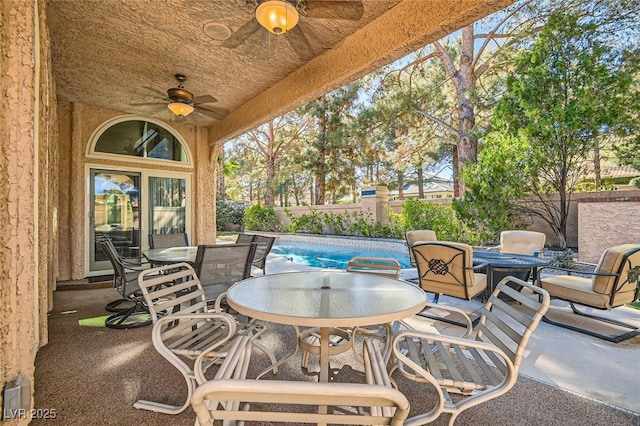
5,0,638,424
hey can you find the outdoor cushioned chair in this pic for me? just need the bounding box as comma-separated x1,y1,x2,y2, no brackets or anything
191,379,410,426
148,232,189,249
405,230,438,267
489,230,546,256
134,263,260,415
98,237,153,329
538,244,640,343
391,277,550,426
411,241,487,326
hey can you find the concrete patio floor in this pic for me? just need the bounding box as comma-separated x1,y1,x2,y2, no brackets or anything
262,252,640,416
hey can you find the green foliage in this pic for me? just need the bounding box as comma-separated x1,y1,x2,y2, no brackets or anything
285,209,398,238
630,177,640,189
490,12,637,248
285,209,324,234
455,133,529,244
215,200,245,231
550,249,576,269
243,205,279,232
398,199,480,244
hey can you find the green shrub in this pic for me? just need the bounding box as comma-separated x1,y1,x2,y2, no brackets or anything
215,200,245,231
244,205,279,231
550,249,576,269
285,209,323,234
399,199,479,243
630,176,640,189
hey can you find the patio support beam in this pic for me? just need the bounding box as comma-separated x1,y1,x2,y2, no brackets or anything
207,0,515,146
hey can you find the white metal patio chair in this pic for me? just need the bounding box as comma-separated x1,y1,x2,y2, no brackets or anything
390,276,550,425
134,263,259,415
191,379,410,426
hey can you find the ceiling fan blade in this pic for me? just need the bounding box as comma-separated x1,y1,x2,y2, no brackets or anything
193,94,218,104
196,104,230,120
305,0,364,20
222,19,262,49
142,86,168,98
287,26,315,62
130,102,167,106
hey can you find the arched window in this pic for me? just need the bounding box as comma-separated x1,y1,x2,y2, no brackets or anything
92,119,189,164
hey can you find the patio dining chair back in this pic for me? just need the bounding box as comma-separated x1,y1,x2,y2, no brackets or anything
538,243,640,342
346,256,401,278
405,230,438,267
97,237,152,329
234,233,276,275
148,232,189,249
193,243,256,302
494,230,546,256
235,233,255,245
412,241,487,302
192,379,410,425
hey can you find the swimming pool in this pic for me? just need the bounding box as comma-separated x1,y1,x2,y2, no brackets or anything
271,240,412,269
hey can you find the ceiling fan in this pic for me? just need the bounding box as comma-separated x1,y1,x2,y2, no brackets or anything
132,73,229,121
223,0,365,61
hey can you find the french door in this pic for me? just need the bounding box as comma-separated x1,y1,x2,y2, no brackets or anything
87,167,191,276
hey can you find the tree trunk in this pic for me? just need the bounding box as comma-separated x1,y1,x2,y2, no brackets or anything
417,163,424,199
264,122,276,207
398,170,404,200
452,145,461,197
593,143,601,189
315,98,327,205
217,154,226,200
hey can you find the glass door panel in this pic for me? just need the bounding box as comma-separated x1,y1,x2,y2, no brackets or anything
90,170,141,272
148,176,187,238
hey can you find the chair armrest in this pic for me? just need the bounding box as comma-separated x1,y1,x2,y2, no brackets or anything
422,301,473,338
537,265,617,279
121,258,151,271
212,292,228,313
469,262,489,271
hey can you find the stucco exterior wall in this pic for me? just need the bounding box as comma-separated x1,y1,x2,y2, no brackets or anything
1,1,54,422
56,103,215,281
578,199,640,264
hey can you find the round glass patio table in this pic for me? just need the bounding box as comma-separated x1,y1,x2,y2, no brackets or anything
142,246,197,264
226,270,426,383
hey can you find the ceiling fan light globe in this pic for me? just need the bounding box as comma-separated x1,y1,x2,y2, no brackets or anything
256,0,299,34
168,102,195,117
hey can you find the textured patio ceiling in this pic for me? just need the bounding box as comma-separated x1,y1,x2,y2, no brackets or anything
45,0,515,146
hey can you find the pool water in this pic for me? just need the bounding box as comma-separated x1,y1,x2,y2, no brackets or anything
271,241,412,269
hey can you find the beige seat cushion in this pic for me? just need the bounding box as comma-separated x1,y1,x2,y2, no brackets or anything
500,231,546,256
540,274,610,309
